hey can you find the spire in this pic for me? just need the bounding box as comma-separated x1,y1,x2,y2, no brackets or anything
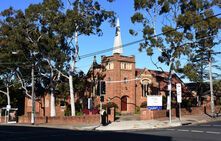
113,18,123,54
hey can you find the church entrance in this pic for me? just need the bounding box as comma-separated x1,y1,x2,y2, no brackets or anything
121,96,127,111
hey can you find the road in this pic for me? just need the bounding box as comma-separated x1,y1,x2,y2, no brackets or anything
0,121,220,141
131,121,221,141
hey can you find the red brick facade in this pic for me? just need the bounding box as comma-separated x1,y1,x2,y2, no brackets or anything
90,53,188,114
24,93,65,117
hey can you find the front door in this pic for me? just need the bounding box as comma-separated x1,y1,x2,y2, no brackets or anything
121,96,127,111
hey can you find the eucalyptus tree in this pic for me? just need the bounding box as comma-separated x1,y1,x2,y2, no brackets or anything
130,0,220,81
0,0,115,117
56,0,115,116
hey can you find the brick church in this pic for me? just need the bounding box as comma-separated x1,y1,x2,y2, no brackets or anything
87,19,187,114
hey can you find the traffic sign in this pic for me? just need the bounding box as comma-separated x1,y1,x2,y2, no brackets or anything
176,83,182,103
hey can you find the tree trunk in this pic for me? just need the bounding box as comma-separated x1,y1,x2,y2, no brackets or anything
69,75,75,116
50,70,56,117
6,85,10,107
50,92,56,117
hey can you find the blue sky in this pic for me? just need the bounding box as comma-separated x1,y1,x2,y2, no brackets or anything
1,0,221,82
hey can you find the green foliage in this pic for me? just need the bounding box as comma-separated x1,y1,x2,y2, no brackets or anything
135,106,140,114
0,0,115,115
64,105,71,116
131,12,144,23
140,101,147,108
95,102,118,110
0,95,7,107
131,0,220,81
214,80,221,95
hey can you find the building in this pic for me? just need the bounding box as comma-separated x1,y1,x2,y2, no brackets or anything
87,18,188,114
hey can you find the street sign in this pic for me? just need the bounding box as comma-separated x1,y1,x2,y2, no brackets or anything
168,84,171,91
88,98,92,110
147,95,162,110
176,83,182,103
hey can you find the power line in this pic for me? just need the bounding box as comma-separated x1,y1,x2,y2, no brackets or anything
76,34,220,70
79,13,221,60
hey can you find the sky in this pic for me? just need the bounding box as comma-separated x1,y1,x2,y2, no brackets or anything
1,0,221,83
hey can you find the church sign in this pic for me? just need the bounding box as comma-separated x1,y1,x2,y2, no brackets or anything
147,95,162,110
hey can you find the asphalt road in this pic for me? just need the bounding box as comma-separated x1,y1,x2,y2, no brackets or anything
0,121,220,141
131,121,221,141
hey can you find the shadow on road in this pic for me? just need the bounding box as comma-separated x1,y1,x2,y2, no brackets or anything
0,125,172,141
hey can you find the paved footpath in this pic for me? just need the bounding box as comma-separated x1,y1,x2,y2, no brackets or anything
95,114,221,131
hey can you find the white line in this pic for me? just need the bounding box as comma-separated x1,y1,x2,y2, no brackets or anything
213,125,221,127
191,130,204,133
177,129,189,132
167,129,175,131
206,131,221,134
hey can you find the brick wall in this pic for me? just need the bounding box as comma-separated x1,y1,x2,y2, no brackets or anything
18,115,100,125
140,106,221,120
0,116,5,123
101,54,136,113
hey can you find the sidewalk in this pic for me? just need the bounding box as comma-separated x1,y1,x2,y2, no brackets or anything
95,114,221,131
1,114,221,131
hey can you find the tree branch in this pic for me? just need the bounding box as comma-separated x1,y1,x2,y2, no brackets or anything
0,90,7,95
150,56,164,72
54,68,69,79
26,29,34,43
15,71,32,98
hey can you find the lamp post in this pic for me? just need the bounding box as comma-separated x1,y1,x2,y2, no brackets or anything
168,60,174,124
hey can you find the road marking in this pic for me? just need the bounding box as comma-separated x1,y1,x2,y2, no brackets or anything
177,129,189,132
191,130,204,133
206,131,221,134
166,129,175,131
213,125,221,127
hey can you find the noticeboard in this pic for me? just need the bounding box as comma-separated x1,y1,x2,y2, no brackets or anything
147,95,162,110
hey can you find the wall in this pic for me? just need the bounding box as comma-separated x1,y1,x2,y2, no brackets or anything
24,94,65,117
0,116,5,123
18,115,100,125
140,106,220,120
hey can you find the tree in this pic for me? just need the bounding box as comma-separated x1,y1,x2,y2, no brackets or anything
131,0,220,80
56,0,115,116
0,0,115,117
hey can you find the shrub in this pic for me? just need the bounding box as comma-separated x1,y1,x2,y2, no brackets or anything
140,101,147,108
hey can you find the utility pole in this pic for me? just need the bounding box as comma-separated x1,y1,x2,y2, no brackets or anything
99,81,103,124
208,49,215,118
168,58,175,124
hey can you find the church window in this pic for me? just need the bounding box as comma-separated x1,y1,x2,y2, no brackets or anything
121,62,132,70
106,62,114,70
142,84,149,97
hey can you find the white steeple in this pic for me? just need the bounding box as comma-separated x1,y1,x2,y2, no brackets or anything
113,18,123,54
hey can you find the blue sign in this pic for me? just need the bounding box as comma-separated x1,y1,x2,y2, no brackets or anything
147,106,162,110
